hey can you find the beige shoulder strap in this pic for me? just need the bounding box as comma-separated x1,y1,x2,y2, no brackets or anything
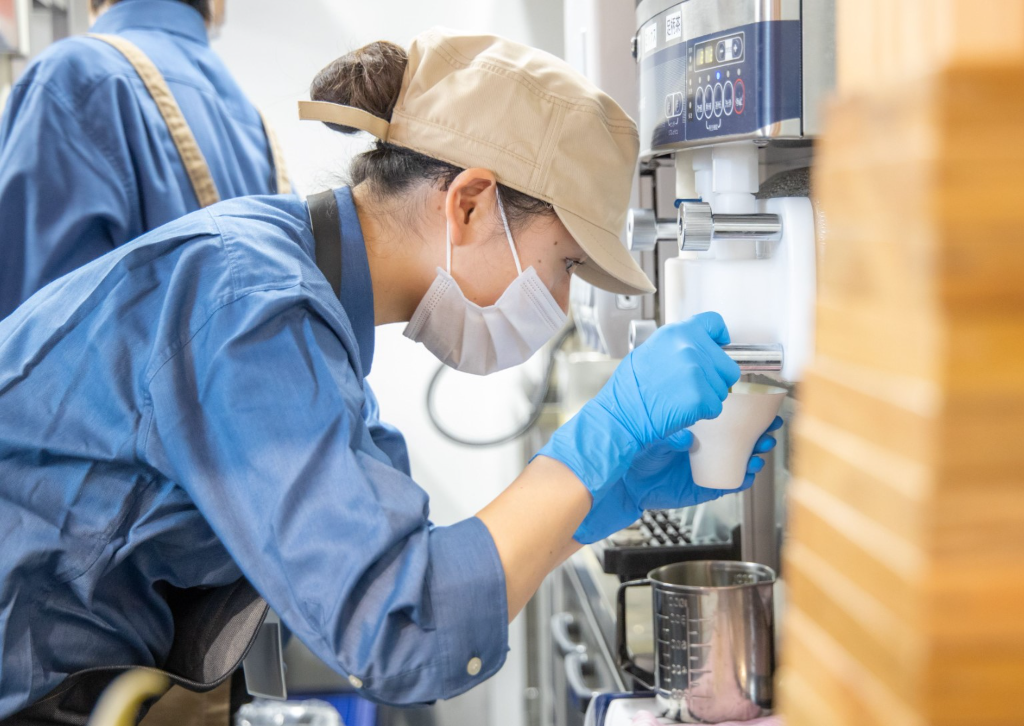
258,110,291,194
89,33,221,208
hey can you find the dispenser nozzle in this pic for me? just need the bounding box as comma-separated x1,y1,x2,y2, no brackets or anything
722,344,784,373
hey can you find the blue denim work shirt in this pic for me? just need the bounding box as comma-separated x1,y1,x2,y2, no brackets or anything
0,0,282,318
0,188,508,716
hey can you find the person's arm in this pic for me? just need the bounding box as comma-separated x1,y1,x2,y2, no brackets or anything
362,380,412,476
0,80,132,316
477,456,589,619
143,285,764,704
145,289,510,706
477,417,782,619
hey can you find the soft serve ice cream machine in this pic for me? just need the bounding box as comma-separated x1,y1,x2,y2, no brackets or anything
628,0,833,379
571,0,835,571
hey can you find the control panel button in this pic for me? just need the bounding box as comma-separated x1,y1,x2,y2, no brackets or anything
695,86,705,120
732,37,742,58
723,80,734,115
733,78,746,115
716,40,726,63
713,83,724,117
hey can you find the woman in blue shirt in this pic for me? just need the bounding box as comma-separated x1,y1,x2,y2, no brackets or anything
0,30,777,719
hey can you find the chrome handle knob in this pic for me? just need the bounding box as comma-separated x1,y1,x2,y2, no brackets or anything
627,208,678,252
628,319,658,351
678,202,783,253
679,202,713,252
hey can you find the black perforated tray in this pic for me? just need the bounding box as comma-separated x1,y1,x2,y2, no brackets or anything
594,525,742,582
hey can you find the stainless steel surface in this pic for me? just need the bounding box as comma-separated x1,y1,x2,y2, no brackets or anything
523,407,561,726
741,448,779,572
569,278,645,360
642,161,679,327
679,202,782,252
644,120,807,157
636,0,800,42
565,552,628,692
627,207,678,252
634,0,681,29
722,344,784,373
628,319,658,351
617,561,776,724
635,0,834,155
550,612,587,655
563,651,614,716
712,213,782,240
801,0,837,136
282,634,352,694
540,553,625,726
678,202,713,252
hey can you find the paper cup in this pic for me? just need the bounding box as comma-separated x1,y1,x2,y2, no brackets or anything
688,382,787,490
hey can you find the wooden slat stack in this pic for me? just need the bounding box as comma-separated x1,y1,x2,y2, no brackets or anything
778,2,1024,725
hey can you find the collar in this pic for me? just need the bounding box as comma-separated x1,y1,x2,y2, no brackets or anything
91,0,209,46
333,187,376,375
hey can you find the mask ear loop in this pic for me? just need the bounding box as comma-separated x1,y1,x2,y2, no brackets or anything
445,219,453,273
494,187,523,275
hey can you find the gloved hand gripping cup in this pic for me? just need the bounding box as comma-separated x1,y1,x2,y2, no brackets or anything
535,313,746,540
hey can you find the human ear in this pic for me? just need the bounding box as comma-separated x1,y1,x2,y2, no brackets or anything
445,168,497,248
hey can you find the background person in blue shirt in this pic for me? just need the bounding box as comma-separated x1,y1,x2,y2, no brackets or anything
0,32,779,719
0,0,288,319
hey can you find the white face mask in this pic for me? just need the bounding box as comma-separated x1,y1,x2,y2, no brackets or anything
403,189,568,375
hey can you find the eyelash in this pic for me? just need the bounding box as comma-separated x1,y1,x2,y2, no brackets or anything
565,259,581,275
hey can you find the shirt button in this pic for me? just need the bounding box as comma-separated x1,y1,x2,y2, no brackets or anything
348,675,363,689
466,657,482,676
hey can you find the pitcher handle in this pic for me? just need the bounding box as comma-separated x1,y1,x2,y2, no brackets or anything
616,578,655,689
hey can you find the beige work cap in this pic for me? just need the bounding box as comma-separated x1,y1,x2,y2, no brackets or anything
299,28,655,296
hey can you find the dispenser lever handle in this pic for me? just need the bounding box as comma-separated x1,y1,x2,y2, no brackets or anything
679,202,782,252
722,343,784,373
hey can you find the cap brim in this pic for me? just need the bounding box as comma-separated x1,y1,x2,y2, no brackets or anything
554,206,656,295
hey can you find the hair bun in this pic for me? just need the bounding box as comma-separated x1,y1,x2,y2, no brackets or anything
310,41,408,134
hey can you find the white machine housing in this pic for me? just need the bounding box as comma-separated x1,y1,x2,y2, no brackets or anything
663,143,817,382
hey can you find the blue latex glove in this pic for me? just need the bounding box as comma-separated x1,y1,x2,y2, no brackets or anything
573,416,784,544
537,312,741,501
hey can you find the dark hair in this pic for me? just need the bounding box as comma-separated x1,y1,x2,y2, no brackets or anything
91,0,212,22
310,41,554,231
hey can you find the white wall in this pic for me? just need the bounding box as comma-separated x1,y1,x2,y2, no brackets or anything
212,3,564,725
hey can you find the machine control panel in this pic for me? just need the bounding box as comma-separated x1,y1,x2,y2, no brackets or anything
691,32,745,124
636,1,804,156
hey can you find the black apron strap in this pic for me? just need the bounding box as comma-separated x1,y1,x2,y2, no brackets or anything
1,582,268,726
307,190,343,298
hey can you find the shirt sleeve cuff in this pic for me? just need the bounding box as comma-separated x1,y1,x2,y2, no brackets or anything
429,516,509,699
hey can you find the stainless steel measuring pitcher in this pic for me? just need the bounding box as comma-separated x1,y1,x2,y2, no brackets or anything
616,560,776,723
